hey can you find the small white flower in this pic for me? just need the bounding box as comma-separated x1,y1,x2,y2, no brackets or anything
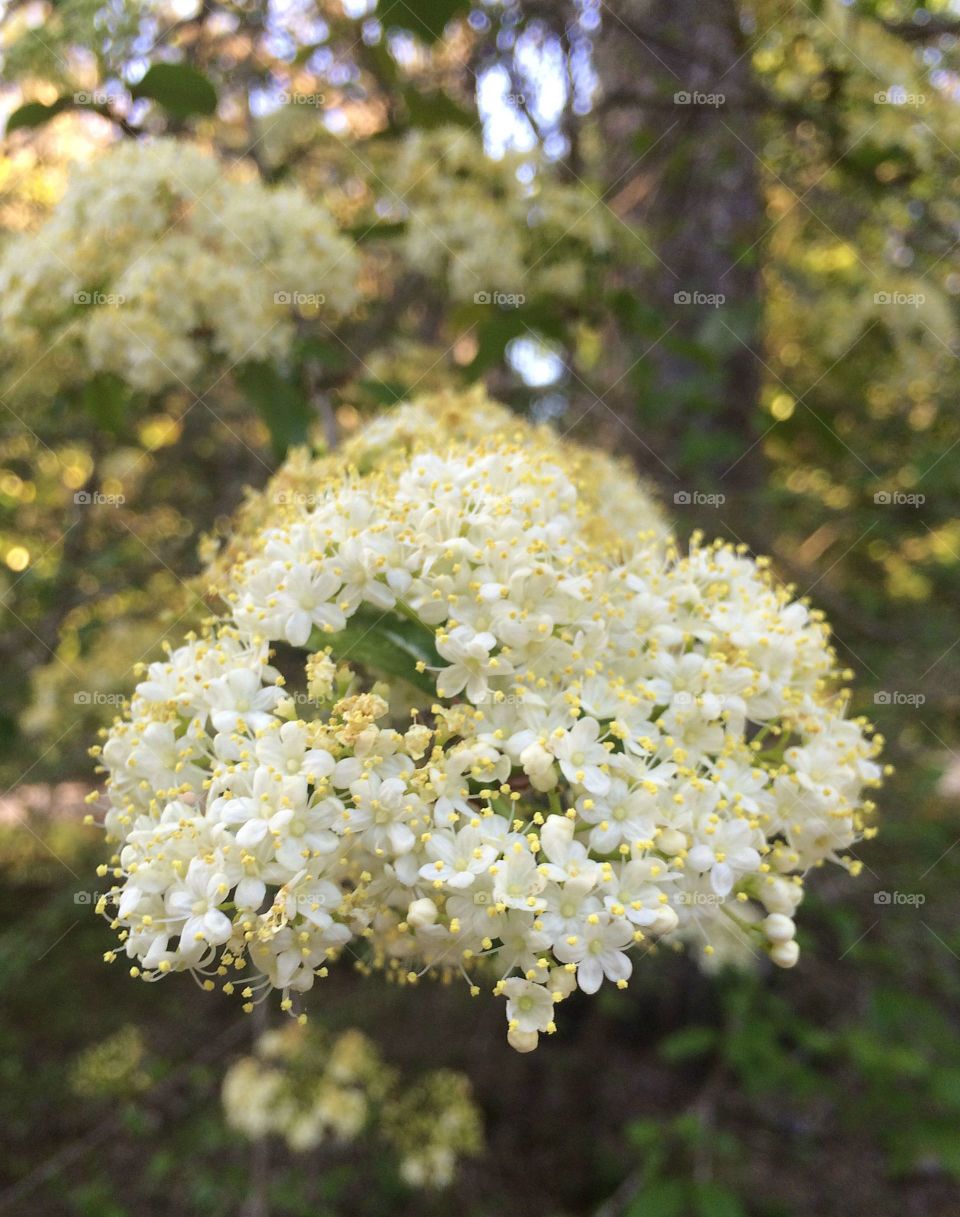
687,819,762,897
551,718,611,795
347,774,420,856
274,565,345,646
576,778,657,853
538,876,602,941
491,840,547,911
501,977,555,1034
419,823,497,889
255,721,336,784
553,914,634,994
208,669,285,734
537,815,600,884
165,859,233,950
436,626,513,703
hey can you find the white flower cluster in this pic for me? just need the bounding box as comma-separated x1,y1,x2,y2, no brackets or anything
93,394,881,1051
0,139,359,396
223,1025,381,1149
222,1022,482,1186
380,127,612,301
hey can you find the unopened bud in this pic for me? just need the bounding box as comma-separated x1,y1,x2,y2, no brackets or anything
507,1026,539,1053
648,905,679,936
762,913,795,943
769,939,799,968
407,897,438,929
657,828,687,855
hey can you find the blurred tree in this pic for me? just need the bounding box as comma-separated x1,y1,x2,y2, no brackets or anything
592,0,765,489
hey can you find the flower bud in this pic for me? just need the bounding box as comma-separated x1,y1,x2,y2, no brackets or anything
762,913,795,943
656,828,687,856
549,966,577,999
507,1027,539,1053
769,939,799,968
520,742,557,791
760,876,802,915
404,724,432,759
407,898,438,929
648,905,679,936
772,849,799,874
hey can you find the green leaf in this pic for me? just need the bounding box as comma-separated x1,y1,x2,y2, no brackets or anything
466,310,529,376
625,1179,688,1217
291,337,348,373
82,372,132,434
363,41,401,91
401,86,474,129
131,64,217,119
386,0,469,43
625,1118,663,1151
344,221,407,243
6,97,73,134
234,361,312,458
324,608,440,695
932,1068,960,1110
894,1125,960,1179
658,1025,718,1064
694,1182,747,1217
355,378,406,408
839,139,916,189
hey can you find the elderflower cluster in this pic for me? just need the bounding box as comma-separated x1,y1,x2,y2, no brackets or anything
0,139,359,397
222,1025,384,1150
380,1069,484,1187
69,1025,150,1100
93,393,881,1051
379,127,611,301
222,1022,481,1185
205,386,669,580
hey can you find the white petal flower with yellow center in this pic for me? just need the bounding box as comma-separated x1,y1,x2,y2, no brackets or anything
552,717,612,795
553,914,635,994
435,626,513,703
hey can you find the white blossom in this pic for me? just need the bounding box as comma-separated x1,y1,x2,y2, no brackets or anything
94,392,881,1048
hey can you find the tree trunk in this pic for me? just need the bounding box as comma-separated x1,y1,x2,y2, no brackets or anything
593,0,765,504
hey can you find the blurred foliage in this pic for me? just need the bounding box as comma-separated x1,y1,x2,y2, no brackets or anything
1,0,960,1214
